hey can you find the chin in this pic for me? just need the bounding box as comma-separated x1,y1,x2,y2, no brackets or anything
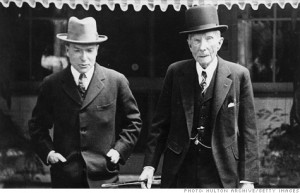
80,67,92,73
199,58,212,65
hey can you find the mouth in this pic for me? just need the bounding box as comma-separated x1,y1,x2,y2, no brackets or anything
79,64,89,68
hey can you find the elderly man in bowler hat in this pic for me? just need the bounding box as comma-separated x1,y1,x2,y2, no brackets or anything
29,17,142,188
139,5,259,188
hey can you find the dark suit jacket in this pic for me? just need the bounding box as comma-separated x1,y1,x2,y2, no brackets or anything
29,63,142,187
144,57,259,188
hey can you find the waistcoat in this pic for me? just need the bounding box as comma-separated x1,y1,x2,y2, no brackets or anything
191,69,217,147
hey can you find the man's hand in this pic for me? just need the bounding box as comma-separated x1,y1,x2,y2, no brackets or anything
139,166,155,189
239,182,254,189
106,149,120,164
48,151,67,164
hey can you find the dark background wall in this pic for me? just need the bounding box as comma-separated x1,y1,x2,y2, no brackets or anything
0,3,299,188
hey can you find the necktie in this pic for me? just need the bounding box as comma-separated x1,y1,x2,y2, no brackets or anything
200,71,207,92
78,73,86,98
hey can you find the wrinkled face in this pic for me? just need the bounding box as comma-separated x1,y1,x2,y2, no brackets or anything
66,43,99,74
187,31,223,69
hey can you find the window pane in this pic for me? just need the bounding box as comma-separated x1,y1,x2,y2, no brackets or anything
276,4,300,18
275,21,300,82
239,5,300,83
251,20,274,82
251,4,274,18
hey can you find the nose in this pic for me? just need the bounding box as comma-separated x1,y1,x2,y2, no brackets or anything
80,51,87,61
198,39,208,51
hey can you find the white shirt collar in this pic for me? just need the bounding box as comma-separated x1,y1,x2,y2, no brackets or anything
196,56,218,92
71,65,94,88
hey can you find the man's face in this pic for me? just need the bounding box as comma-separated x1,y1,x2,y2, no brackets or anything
66,43,99,74
187,31,223,69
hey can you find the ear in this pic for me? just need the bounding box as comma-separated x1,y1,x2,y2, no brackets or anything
187,39,192,49
65,45,69,57
217,37,224,51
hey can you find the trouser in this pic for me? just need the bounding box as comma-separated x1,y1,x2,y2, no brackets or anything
175,143,223,188
50,154,89,188
50,153,119,188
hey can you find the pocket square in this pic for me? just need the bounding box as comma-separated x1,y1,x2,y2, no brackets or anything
228,102,235,108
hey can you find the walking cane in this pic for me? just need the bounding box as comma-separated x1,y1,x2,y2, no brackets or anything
101,176,161,188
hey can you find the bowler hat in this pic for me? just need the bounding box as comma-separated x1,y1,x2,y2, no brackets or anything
57,17,108,44
180,5,228,34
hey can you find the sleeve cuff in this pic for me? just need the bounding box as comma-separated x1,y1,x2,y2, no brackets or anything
143,166,155,171
46,150,55,164
240,181,254,183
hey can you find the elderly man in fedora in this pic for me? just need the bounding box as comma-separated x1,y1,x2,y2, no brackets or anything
29,17,142,188
139,5,259,188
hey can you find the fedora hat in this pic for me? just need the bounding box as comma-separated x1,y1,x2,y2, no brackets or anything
57,17,108,44
180,5,228,34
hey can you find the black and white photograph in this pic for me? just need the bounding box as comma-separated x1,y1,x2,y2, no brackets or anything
0,0,300,189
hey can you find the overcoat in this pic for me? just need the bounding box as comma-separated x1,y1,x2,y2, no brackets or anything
29,63,142,187
144,56,259,188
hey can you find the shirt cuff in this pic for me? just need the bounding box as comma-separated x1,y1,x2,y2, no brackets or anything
46,150,55,164
143,166,155,171
240,181,254,183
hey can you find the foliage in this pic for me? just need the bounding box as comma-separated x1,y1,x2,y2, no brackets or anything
260,123,300,187
0,149,44,182
0,105,45,183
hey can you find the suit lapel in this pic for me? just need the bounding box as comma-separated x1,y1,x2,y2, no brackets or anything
179,60,196,138
211,57,232,130
61,67,82,106
81,64,105,110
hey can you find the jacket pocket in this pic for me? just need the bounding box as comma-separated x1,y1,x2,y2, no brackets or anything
96,103,114,111
166,140,183,155
91,100,115,111
105,156,119,174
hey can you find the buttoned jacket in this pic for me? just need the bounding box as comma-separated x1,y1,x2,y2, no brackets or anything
144,56,259,188
29,63,142,187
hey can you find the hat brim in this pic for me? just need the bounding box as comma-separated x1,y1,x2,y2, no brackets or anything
56,33,108,44
180,25,228,34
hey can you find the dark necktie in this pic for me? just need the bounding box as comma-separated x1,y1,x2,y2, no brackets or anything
78,73,86,98
200,71,207,92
